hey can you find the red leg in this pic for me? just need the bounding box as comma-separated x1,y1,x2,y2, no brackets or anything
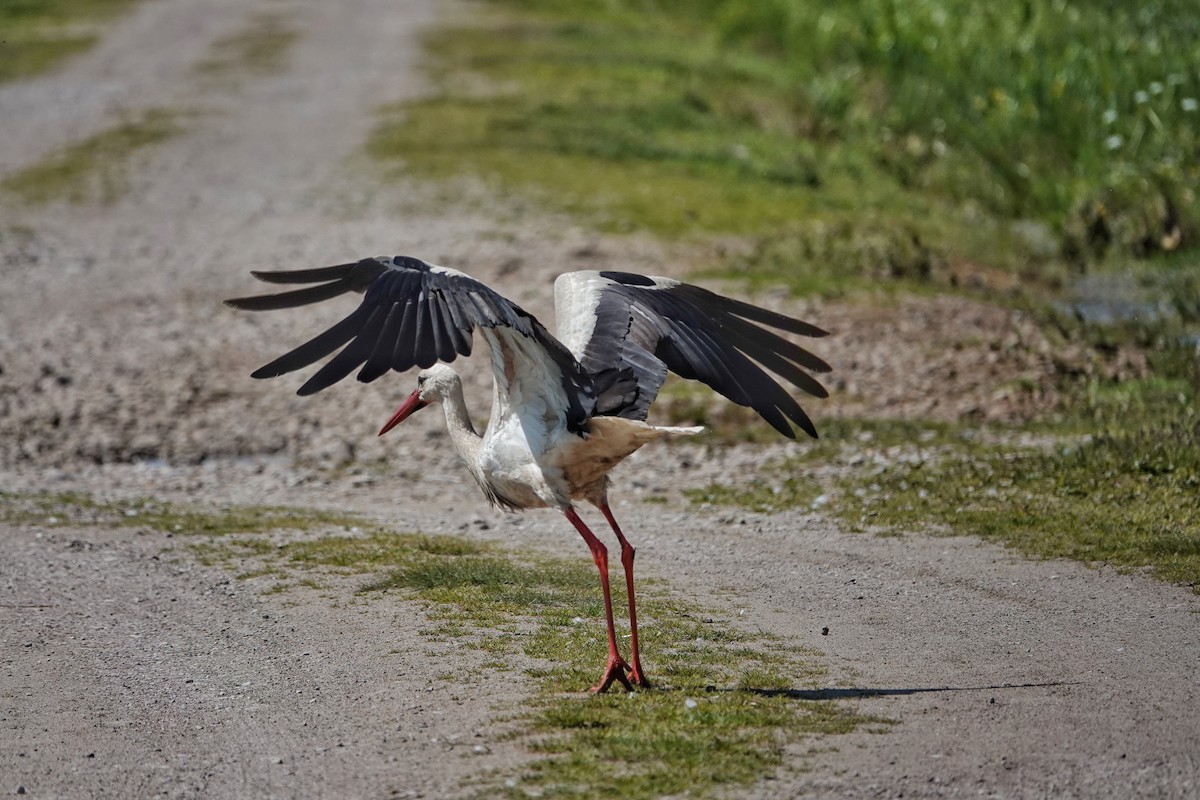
563,507,633,693
600,503,649,687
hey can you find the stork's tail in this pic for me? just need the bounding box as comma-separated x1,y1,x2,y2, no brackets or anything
647,424,705,437
588,416,703,443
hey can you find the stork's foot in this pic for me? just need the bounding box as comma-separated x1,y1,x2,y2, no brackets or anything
590,655,634,693
628,659,650,689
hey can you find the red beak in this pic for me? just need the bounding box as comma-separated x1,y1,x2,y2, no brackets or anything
378,388,430,436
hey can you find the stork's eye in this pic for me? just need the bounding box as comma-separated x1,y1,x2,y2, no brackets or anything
417,375,427,386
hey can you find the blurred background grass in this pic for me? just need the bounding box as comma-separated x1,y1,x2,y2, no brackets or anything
372,0,1199,301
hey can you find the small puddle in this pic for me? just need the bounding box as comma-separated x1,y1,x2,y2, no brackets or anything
1057,272,1173,326
1056,271,1200,352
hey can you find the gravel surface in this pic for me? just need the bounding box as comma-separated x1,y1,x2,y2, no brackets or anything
2,1,1197,798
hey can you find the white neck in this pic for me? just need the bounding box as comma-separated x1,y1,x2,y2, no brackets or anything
439,380,485,476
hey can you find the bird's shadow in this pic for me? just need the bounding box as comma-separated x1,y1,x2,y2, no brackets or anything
725,680,1075,701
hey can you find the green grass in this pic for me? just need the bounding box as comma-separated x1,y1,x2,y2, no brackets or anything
367,8,966,295
838,397,1200,589
367,0,1200,300
0,0,142,84
702,0,1200,235
1,108,183,205
193,12,298,79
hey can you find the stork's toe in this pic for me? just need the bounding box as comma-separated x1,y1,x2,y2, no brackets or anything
628,661,650,688
590,656,634,694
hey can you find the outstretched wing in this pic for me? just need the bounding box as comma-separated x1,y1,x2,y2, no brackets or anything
226,256,597,432
553,270,831,439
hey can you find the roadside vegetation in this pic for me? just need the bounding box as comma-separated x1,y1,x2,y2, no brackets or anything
0,0,142,84
7,0,1192,796
370,0,1199,592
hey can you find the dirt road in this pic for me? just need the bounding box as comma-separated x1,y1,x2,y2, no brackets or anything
1,1,1197,797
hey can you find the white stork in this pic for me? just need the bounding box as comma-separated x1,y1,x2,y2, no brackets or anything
226,255,830,692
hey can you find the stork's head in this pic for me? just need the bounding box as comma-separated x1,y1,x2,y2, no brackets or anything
378,364,459,436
